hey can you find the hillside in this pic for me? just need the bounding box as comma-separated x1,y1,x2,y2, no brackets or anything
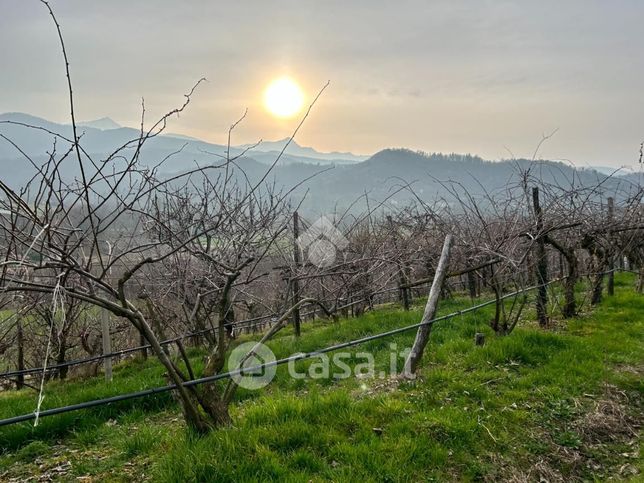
163,149,633,215
1,113,638,215
0,113,363,196
0,274,641,481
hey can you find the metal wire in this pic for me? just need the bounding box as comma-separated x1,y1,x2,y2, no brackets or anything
0,272,602,428
0,282,429,380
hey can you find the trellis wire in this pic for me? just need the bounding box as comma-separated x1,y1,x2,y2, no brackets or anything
0,270,619,428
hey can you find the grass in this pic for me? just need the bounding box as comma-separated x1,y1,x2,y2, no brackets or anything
0,274,642,481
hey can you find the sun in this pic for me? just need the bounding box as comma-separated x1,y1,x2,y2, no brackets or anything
264,77,304,118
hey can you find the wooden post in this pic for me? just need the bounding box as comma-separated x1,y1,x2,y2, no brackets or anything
402,234,453,377
101,309,112,382
16,320,24,390
401,283,410,310
387,216,410,311
101,242,115,379
292,211,302,337
532,187,548,328
474,333,485,346
402,264,411,310
607,197,615,296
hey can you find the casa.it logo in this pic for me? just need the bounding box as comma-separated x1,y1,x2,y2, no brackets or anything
297,216,349,268
228,342,276,390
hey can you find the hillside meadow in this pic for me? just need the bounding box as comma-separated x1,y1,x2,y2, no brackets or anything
0,274,641,481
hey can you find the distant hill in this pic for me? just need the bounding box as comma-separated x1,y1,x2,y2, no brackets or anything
0,113,639,215
162,149,636,216
238,138,368,163
0,112,361,172
77,117,122,130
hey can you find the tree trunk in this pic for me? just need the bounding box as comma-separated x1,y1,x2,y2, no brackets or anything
402,234,453,377
591,268,604,305
56,336,68,380
581,234,607,306
545,236,577,318
562,255,578,318
139,330,147,360
134,312,218,433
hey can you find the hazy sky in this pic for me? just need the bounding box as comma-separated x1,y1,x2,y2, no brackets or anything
1,1,642,167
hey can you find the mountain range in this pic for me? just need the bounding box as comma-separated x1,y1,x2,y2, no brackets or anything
0,112,640,215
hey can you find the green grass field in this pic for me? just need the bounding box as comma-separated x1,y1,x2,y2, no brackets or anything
0,274,642,481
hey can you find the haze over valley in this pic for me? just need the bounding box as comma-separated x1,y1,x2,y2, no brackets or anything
1,112,638,215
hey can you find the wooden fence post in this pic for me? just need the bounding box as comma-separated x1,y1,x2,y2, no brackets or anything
533,187,549,328
607,197,615,296
16,320,24,390
101,309,112,382
387,216,410,311
292,211,302,336
402,234,453,377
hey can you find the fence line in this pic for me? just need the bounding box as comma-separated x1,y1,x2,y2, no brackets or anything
7,257,583,380
0,269,621,428
0,282,423,381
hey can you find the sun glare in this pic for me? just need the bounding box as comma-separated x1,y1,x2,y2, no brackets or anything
264,77,304,118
